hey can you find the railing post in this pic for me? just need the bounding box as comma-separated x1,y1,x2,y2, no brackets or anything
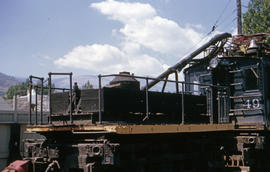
144,78,149,121
29,76,32,125
175,72,179,93
40,78,43,125
217,90,221,124
48,73,52,124
98,75,102,124
35,86,38,125
209,87,213,124
225,87,230,123
181,83,185,124
69,73,73,124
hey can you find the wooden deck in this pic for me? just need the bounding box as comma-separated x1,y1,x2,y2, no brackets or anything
27,123,236,134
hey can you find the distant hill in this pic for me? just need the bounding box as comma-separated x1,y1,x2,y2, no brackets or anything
0,72,22,95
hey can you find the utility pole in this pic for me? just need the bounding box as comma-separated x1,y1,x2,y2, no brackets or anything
236,0,242,34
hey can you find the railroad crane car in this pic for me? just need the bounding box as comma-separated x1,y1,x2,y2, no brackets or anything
4,32,270,172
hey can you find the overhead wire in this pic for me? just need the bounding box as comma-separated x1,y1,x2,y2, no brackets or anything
180,32,214,59
211,0,233,33
184,0,233,55
178,0,236,61
211,0,247,35
219,17,238,33
218,9,237,28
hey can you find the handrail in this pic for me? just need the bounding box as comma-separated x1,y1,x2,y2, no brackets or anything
28,75,44,125
48,72,73,124
98,73,229,124
28,72,229,125
99,73,228,89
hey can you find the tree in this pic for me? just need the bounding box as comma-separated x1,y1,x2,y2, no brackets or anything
5,79,52,99
82,81,93,89
6,80,29,99
243,0,270,34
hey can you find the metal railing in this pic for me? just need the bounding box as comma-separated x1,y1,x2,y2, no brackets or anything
28,73,73,125
98,73,230,125
28,73,230,126
29,75,44,125
48,73,73,124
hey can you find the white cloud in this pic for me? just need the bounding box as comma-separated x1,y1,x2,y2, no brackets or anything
55,0,206,77
54,44,165,75
119,16,203,56
91,0,156,23
91,0,203,57
55,44,125,74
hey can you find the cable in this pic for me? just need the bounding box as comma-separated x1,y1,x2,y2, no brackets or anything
181,32,214,58
219,17,237,33
212,0,233,31
218,9,237,28
179,0,234,59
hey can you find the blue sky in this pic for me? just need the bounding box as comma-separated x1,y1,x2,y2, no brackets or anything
0,0,249,78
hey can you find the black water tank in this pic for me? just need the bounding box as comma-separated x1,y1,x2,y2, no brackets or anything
109,71,140,90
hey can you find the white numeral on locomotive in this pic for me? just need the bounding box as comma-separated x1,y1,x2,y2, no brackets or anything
246,99,260,109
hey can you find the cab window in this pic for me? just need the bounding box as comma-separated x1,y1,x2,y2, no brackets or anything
245,67,258,90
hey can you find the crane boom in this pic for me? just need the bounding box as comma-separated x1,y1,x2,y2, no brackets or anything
142,32,231,90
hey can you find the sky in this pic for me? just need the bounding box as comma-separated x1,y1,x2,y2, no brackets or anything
0,0,250,78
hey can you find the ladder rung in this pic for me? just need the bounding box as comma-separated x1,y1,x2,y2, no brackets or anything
229,70,242,73
230,83,242,86
230,108,263,112
230,94,262,99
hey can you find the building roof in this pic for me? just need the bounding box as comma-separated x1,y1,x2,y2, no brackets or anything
16,95,49,112
4,95,49,112
0,96,13,111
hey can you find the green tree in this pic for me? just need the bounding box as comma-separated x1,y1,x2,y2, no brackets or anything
6,80,29,99
5,79,52,99
82,81,93,89
243,0,270,34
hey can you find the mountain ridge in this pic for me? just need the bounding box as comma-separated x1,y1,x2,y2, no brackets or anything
0,72,22,95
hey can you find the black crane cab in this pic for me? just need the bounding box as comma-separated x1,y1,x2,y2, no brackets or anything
184,33,270,127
